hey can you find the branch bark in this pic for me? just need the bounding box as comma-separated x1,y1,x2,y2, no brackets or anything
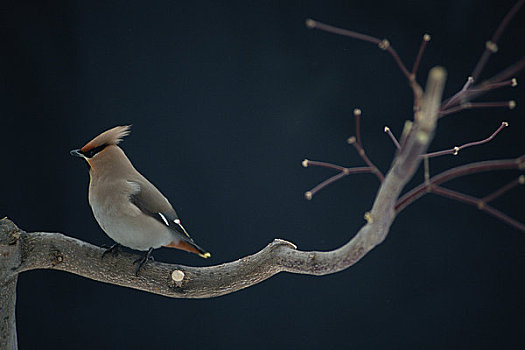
0,219,21,350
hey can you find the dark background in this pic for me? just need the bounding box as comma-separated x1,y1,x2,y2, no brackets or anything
2,0,524,349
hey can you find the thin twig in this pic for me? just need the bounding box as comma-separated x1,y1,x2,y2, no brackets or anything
454,60,523,109
306,19,412,80
439,0,524,113
441,71,520,114
452,78,519,106
485,56,525,84
471,0,525,81
470,78,518,93
423,122,508,158
395,155,525,213
481,175,524,203
432,186,525,231
305,167,373,200
302,159,347,172
347,137,385,182
302,107,386,198
354,108,363,147
384,126,401,149
349,109,385,182
305,171,347,200
442,76,474,110
439,101,515,117
302,159,374,199
424,157,430,184
411,34,431,78
492,0,525,43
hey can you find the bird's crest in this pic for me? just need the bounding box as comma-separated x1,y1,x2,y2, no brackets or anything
80,125,131,153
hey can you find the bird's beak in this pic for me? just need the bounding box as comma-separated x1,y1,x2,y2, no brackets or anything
70,149,84,158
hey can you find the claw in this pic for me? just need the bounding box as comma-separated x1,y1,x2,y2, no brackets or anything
133,247,154,276
101,243,120,260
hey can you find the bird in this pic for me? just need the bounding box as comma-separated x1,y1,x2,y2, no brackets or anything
70,125,210,275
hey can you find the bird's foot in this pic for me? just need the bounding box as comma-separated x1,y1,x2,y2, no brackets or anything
133,247,154,276
101,243,121,260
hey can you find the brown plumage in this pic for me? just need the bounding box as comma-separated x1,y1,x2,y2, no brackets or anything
164,240,204,255
80,125,131,153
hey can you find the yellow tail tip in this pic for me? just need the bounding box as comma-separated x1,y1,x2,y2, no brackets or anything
200,252,211,259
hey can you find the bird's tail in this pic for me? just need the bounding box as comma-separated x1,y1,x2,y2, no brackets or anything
164,238,211,258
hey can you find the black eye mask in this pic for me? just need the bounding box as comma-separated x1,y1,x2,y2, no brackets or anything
82,144,108,158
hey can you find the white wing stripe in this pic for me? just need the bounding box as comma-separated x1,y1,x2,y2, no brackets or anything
158,212,169,226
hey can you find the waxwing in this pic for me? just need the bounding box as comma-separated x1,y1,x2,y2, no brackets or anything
70,125,210,275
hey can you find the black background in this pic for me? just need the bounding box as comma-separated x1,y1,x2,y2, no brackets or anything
2,0,524,349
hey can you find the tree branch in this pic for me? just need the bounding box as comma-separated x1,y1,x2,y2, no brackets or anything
470,0,525,81
431,185,525,231
0,219,21,350
0,68,446,304
395,155,525,213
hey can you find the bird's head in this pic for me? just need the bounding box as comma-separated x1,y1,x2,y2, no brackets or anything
70,125,131,169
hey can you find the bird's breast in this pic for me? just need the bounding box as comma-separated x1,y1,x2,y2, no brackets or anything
88,180,175,250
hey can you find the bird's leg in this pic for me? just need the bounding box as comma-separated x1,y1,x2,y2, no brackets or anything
133,247,154,276
101,243,121,260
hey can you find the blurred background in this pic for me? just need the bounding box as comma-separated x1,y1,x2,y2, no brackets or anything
1,0,524,348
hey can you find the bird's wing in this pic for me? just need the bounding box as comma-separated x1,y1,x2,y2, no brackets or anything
127,180,192,239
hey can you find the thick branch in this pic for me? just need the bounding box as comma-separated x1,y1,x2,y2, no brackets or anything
0,219,21,350
0,68,446,300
